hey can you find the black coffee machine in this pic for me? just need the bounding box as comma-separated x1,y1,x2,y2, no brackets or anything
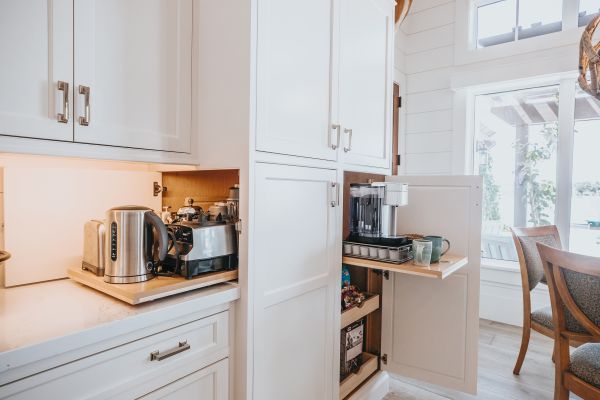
347,182,410,247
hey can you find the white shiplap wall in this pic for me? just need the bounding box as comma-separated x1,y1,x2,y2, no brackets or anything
396,0,456,175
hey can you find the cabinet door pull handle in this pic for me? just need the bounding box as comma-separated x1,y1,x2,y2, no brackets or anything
343,128,353,152
331,124,341,150
330,182,339,207
57,81,69,123
78,85,91,126
150,341,191,361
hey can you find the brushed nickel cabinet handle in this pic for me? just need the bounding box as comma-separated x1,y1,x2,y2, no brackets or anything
331,124,341,150
78,85,90,126
343,128,353,153
57,81,69,123
330,182,339,207
150,341,191,361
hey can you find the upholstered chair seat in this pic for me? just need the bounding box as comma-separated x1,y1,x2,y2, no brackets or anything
531,306,554,330
570,343,600,389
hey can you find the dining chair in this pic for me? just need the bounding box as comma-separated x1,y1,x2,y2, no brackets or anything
511,225,563,375
537,243,600,400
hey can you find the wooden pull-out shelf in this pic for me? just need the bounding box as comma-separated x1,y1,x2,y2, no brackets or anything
68,267,238,305
340,352,378,399
342,254,468,279
341,294,380,328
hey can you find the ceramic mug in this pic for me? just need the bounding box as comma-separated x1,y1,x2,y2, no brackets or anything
412,239,433,267
423,235,450,263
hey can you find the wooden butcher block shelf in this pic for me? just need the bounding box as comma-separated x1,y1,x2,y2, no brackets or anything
68,266,238,305
342,254,468,279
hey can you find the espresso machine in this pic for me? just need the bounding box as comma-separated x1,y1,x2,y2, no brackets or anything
347,182,409,246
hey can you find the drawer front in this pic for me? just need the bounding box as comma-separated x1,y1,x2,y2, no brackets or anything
1,311,229,400
137,359,228,400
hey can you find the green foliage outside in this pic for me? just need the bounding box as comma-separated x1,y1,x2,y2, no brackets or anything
515,122,558,226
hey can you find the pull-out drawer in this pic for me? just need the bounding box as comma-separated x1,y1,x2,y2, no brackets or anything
1,311,229,400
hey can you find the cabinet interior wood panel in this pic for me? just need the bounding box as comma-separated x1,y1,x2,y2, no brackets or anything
161,170,239,212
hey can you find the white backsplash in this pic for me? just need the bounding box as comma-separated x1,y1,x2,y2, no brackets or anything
1,154,162,286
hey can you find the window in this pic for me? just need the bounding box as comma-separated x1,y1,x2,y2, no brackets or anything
476,0,563,48
475,81,600,261
570,86,600,256
475,86,559,261
579,0,600,27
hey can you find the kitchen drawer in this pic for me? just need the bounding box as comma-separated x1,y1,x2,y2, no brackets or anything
0,311,229,400
138,358,228,400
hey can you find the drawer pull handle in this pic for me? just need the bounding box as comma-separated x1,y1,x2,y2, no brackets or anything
150,341,190,361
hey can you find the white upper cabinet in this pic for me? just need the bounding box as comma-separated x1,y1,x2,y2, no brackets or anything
0,0,73,142
338,0,393,169
255,0,338,161
73,0,192,153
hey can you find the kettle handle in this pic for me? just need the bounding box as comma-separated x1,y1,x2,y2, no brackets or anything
145,211,169,262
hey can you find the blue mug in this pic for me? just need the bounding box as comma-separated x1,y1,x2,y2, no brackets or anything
423,235,450,263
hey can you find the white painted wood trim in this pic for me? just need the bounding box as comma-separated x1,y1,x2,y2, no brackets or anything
346,371,390,400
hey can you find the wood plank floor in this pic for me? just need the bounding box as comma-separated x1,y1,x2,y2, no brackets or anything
383,319,582,400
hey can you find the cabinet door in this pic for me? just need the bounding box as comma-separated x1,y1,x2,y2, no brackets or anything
73,0,192,153
137,359,228,400
255,0,339,161
253,163,338,400
0,0,73,141
381,175,482,394
339,0,393,169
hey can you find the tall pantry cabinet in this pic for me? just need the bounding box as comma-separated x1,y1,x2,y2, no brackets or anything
195,0,481,400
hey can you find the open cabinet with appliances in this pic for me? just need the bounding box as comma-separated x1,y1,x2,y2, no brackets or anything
338,173,482,400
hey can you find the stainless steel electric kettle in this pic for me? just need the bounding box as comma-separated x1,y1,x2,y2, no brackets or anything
104,205,168,283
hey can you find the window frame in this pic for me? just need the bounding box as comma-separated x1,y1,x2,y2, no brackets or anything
467,77,578,264
455,0,584,66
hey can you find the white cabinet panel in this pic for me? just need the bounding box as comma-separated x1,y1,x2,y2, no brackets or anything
138,359,228,400
73,0,192,153
255,0,338,161
1,312,229,399
253,163,338,400
339,0,393,169
381,176,482,394
0,0,73,141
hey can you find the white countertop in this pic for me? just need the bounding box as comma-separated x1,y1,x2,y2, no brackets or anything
0,278,240,382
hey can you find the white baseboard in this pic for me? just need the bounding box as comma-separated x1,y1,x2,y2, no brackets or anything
480,262,550,327
347,371,390,400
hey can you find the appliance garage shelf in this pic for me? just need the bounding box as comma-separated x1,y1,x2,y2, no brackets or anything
339,352,378,399
68,267,239,305
342,254,468,279
341,293,380,328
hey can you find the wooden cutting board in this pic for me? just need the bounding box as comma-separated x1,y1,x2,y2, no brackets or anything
68,267,238,305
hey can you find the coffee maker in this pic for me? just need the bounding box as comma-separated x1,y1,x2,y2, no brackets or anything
347,182,409,246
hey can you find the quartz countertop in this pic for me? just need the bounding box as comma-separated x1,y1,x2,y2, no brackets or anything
0,278,239,382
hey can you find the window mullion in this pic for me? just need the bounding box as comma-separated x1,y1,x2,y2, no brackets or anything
563,0,580,30
556,78,576,248
515,0,519,41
